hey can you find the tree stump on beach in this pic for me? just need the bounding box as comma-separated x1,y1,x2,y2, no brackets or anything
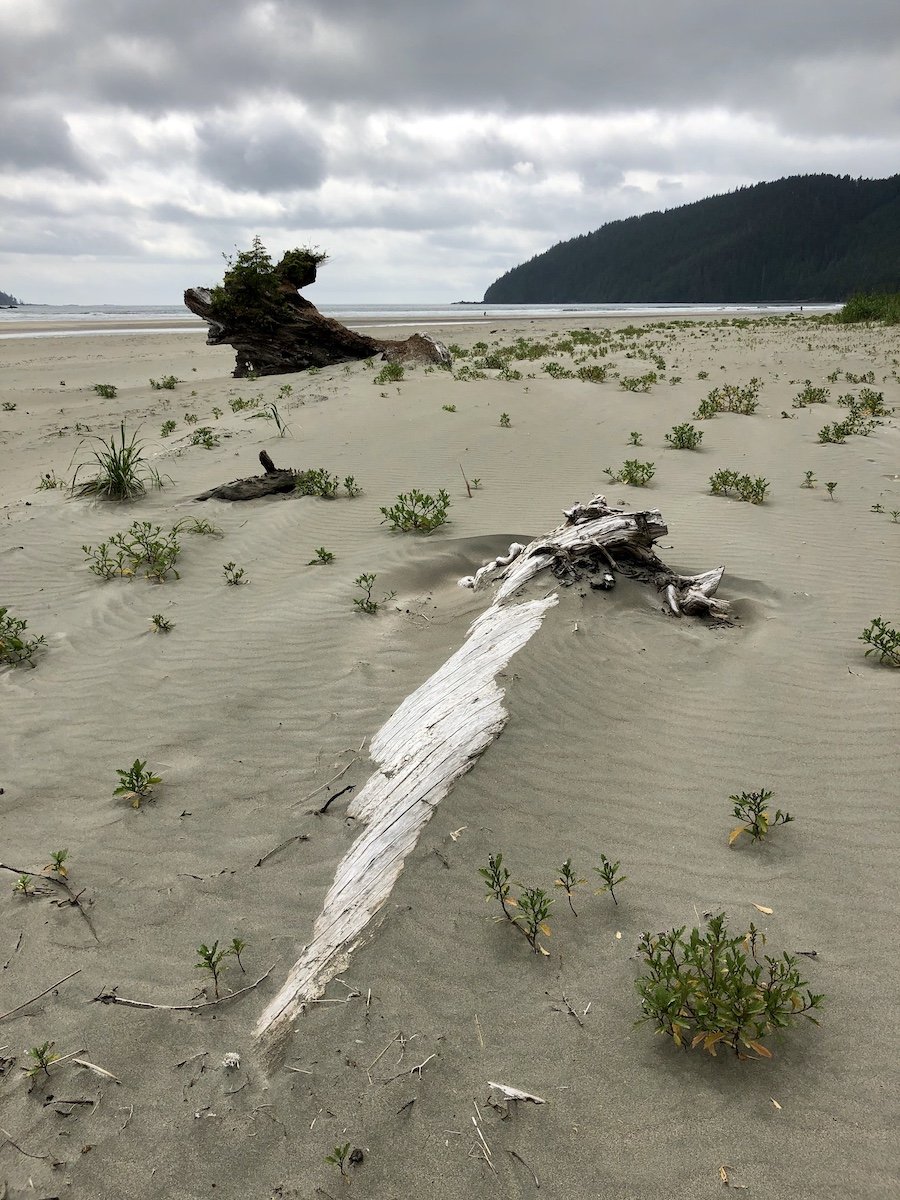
195,451,297,502
184,239,451,378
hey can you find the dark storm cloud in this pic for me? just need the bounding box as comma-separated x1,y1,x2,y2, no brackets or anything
2,0,898,134
0,104,94,176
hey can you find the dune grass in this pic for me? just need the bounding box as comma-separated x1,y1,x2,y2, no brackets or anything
70,423,164,501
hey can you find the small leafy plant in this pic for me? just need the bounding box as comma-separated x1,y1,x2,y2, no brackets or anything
0,607,46,668
353,573,394,614
48,849,69,877
13,873,34,897
149,375,180,390
325,1142,352,1176
665,422,703,450
343,475,362,497
859,616,900,666
308,547,335,565
604,459,655,487
150,613,173,633
442,403,457,412
708,469,769,504
189,426,219,449
825,481,838,500
593,854,626,904
628,431,643,446
801,470,816,488
635,913,824,1058
114,759,162,808
728,788,793,844
160,419,177,437
293,467,340,498
196,941,228,998
25,1041,61,1080
1,401,16,411
479,853,553,955
373,362,404,385
554,858,585,916
792,381,829,407
499,412,511,427
380,488,450,533
223,562,247,585
93,383,118,399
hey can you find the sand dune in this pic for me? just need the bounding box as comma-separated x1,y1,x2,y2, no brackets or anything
1,315,898,1199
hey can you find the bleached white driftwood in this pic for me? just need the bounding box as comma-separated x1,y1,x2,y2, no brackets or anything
487,1082,546,1105
254,595,557,1056
255,495,731,1062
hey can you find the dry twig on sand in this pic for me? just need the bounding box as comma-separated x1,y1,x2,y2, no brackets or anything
0,968,81,1023
93,965,274,1012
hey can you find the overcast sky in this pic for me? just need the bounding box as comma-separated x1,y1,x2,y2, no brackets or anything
1,0,898,305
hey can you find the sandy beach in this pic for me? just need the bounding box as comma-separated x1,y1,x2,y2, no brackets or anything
1,314,898,1199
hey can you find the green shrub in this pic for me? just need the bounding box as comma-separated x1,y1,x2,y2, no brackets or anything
709,469,769,504
694,379,761,418
293,467,339,498
859,616,900,666
604,459,655,487
619,372,657,392
837,292,900,325
93,383,118,399
189,426,219,449
636,913,824,1059
374,362,404,385
0,607,46,668
665,422,703,450
576,364,610,383
149,375,180,390
792,381,829,407
381,488,450,532
728,788,793,844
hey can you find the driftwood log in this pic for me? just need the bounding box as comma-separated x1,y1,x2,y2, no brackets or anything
184,251,451,378
195,451,296,502
253,496,731,1062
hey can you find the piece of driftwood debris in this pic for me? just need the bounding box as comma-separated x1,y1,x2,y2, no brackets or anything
196,451,297,502
459,494,731,619
254,497,731,1064
184,248,451,378
254,595,557,1058
94,965,274,1012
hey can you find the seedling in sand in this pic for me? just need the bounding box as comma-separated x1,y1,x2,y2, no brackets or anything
212,406,223,419
25,1041,61,1080
93,383,118,399
353,573,394,614
227,937,247,971
554,858,585,916
801,470,816,488
665,422,703,450
0,607,46,668
859,616,900,667
442,403,457,412
871,503,884,513
728,788,793,844
223,562,247,585
115,759,162,808
825,481,838,500
343,475,362,497
635,912,824,1058
47,849,69,878
188,426,219,449
13,873,34,897
195,941,228,998
149,375,180,390
1,401,16,411
160,420,176,438
479,852,516,922
499,412,511,427
628,431,643,446
593,854,626,904
150,613,174,633
517,886,554,955
891,511,900,523
325,1142,352,1176
36,470,66,490
308,547,335,565
183,412,199,425
380,488,450,533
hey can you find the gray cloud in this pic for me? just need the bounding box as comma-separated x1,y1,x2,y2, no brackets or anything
1,0,898,302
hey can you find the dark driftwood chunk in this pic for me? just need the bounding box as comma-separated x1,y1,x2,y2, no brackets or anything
184,253,451,378
195,451,296,502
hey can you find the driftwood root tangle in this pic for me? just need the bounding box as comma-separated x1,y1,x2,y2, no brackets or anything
184,252,451,378
460,494,731,620
195,451,296,502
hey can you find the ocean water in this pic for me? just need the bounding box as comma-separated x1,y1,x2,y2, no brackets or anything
0,300,840,340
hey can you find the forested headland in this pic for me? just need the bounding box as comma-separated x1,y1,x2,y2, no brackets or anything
483,174,900,303
0,289,20,306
